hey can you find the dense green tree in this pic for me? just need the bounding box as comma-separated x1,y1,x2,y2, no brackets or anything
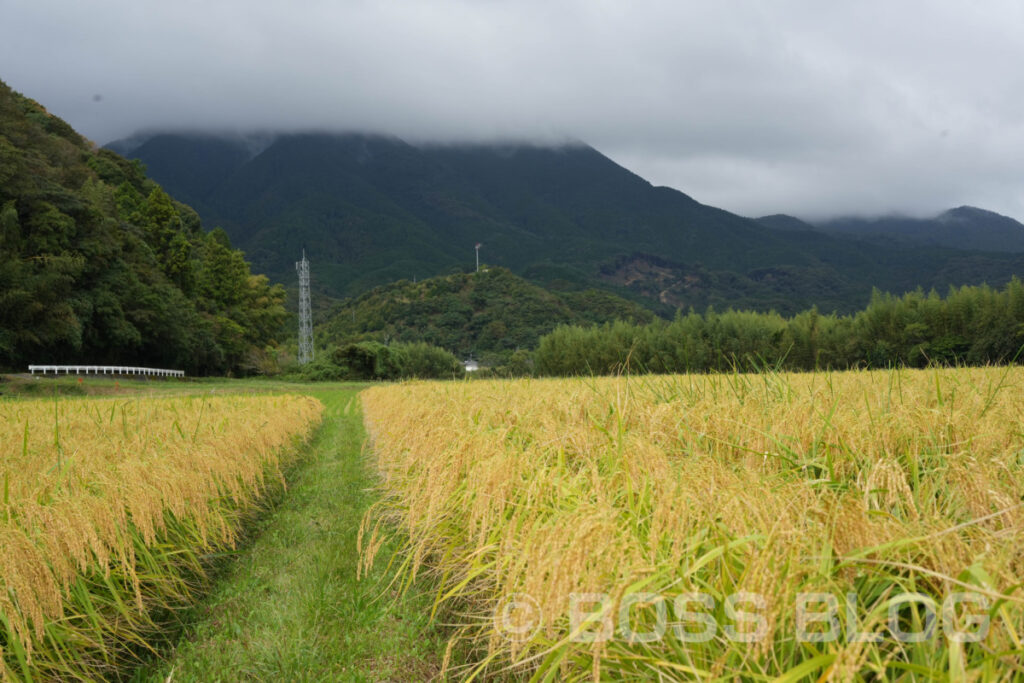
310,340,460,381
0,80,285,375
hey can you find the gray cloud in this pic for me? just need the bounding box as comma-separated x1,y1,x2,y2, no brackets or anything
3,0,1023,221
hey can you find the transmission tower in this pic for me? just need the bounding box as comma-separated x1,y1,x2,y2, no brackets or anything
296,250,314,365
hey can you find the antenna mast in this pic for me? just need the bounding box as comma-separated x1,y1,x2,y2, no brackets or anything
296,250,314,365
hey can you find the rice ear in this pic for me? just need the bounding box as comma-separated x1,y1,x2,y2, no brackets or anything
0,393,323,679
362,368,1024,679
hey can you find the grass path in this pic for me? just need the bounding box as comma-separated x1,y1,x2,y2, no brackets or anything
137,385,446,681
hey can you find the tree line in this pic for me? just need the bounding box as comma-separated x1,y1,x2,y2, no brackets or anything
533,280,1024,376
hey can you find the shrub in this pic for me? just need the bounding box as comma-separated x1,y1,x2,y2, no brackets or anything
391,341,463,379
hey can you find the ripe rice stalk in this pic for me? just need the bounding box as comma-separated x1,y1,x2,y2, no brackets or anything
361,367,1024,680
0,393,323,681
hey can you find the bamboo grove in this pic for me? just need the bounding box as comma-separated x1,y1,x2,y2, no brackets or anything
534,279,1024,376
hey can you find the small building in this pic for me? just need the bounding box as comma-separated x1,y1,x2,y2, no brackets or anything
462,360,480,372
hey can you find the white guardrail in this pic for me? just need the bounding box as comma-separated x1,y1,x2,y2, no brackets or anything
28,365,185,378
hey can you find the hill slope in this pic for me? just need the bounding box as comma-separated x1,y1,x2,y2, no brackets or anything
113,132,1024,314
814,207,1024,252
0,82,285,374
318,267,654,362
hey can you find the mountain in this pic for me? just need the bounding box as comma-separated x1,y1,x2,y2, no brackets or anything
0,82,285,374
317,266,654,363
111,131,1024,315
754,214,817,232
814,207,1024,252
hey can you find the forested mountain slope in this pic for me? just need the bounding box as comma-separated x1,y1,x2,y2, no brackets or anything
814,206,1024,252
0,81,285,374
114,132,1024,315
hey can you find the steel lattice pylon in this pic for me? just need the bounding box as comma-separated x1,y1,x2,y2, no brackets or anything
296,250,314,365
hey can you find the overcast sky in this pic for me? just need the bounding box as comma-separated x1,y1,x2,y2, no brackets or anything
3,0,1023,221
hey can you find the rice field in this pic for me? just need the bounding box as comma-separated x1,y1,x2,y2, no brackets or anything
361,367,1024,680
0,393,323,681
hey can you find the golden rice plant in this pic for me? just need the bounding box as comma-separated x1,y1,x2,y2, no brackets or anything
361,367,1024,680
0,393,323,681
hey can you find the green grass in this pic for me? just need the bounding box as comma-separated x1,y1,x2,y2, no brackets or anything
0,374,325,398
131,383,447,681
